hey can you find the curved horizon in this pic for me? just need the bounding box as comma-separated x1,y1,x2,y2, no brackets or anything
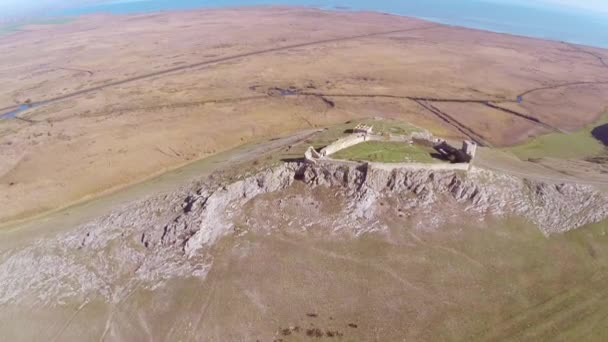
2,0,608,48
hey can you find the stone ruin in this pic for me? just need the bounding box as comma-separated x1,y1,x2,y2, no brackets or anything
304,145,323,161
462,140,478,159
433,140,477,163
304,122,477,166
353,123,374,134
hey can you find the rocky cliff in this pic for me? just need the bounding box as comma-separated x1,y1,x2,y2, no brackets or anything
1,162,607,306
296,162,608,235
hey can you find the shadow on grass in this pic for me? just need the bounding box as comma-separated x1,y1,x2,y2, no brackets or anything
592,124,608,146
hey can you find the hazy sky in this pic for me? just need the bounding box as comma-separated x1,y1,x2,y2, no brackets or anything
486,0,608,13
2,0,608,18
546,0,608,12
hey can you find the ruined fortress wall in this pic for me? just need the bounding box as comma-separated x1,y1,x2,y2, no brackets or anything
318,158,361,167
320,158,471,172
321,134,414,157
316,132,472,172
367,134,414,143
369,162,470,172
321,134,367,156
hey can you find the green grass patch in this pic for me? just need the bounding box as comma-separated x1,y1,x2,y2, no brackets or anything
505,113,608,160
332,141,441,163
359,119,422,136
274,118,426,162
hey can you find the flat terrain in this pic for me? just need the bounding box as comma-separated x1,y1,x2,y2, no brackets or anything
505,113,608,161
1,7,608,223
332,141,441,163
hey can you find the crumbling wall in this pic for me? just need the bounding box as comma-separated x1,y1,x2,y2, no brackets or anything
320,134,367,156
462,141,477,159
312,131,474,171
304,146,322,162
369,161,470,172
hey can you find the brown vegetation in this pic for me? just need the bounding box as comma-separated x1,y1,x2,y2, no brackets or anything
0,7,607,224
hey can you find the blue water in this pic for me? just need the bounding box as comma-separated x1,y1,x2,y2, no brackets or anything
0,104,30,119
46,0,608,48
0,103,43,120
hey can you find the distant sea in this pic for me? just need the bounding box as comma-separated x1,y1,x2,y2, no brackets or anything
46,0,608,48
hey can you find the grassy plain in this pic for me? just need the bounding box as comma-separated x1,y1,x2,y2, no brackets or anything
332,141,439,163
1,7,608,223
0,19,73,36
3,191,608,340
360,118,423,136
506,113,608,160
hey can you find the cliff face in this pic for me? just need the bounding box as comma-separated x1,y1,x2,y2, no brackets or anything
1,162,607,306
297,163,608,235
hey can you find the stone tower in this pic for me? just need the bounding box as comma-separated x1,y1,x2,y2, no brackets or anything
462,141,477,160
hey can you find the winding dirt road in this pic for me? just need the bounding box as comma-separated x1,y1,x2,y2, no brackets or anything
2,22,607,147
0,25,440,114
0,128,320,239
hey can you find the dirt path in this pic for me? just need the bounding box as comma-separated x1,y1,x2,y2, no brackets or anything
413,99,490,146
3,21,601,142
518,80,608,100
296,91,560,144
42,95,270,123
0,24,440,114
473,149,608,187
562,44,608,70
2,23,605,152
56,67,94,76
484,102,560,131
4,125,605,248
517,42,608,100
0,128,321,247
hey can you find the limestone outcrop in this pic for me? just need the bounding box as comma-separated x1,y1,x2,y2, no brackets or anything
297,162,608,234
0,162,607,306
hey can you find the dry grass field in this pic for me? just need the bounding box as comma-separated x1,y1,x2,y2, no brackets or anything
3,185,608,341
1,7,608,224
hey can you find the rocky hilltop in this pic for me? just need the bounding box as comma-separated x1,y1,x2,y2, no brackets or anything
112,161,608,256
1,162,607,306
